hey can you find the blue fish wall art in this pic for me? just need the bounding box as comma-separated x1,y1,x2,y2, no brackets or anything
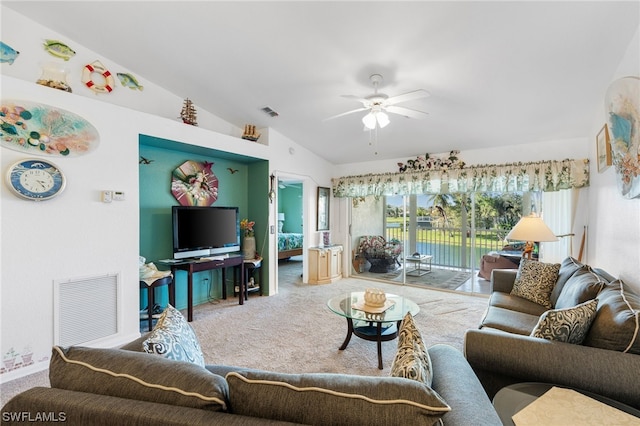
0,41,20,65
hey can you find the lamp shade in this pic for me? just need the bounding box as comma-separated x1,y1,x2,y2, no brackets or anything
362,111,390,130
362,112,376,130
506,213,558,242
376,111,390,128
278,213,285,221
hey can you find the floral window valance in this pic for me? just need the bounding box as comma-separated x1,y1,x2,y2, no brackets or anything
332,158,589,198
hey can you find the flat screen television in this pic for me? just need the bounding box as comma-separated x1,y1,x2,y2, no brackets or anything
172,206,240,259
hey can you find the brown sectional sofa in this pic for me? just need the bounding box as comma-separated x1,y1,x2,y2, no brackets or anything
464,257,640,410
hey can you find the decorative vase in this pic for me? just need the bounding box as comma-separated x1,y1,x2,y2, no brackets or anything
243,236,256,260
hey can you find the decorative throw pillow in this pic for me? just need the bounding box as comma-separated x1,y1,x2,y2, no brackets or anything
511,259,560,308
390,312,433,387
143,304,205,367
531,299,598,344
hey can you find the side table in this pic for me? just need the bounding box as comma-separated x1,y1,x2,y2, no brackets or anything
493,382,640,425
139,276,174,332
404,254,433,276
240,257,263,300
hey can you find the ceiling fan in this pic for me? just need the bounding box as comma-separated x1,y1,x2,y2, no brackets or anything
325,74,430,130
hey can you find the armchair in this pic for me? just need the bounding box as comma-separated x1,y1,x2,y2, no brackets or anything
358,235,402,273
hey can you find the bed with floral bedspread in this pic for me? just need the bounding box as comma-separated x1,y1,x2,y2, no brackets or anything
278,233,303,259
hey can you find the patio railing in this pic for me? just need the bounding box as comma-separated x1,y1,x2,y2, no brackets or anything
386,225,510,270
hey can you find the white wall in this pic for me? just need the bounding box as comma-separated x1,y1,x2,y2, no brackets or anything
257,128,335,289
588,27,640,289
0,77,275,382
0,6,329,382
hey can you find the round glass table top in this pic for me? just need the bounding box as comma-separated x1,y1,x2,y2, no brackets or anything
327,291,419,323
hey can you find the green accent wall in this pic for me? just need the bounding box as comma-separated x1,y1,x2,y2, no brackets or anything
139,135,269,312
278,185,303,234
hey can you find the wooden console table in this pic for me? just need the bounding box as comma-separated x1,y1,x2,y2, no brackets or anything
158,255,244,322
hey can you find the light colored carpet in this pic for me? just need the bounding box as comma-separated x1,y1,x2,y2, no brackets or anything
0,259,488,406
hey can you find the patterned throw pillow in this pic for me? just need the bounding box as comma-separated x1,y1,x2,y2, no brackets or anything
390,312,433,387
511,259,560,308
143,304,205,367
531,299,598,344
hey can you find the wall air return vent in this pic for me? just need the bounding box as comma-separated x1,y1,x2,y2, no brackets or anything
54,273,120,347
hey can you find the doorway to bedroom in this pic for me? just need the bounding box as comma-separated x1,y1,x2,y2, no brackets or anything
277,178,303,285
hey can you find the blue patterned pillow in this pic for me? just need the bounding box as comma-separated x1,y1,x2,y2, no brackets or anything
531,299,598,344
390,312,433,386
143,304,205,367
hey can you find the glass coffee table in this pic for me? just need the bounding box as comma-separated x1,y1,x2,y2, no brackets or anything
327,291,419,369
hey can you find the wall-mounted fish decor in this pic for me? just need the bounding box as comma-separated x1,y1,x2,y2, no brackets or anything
117,73,144,91
0,41,20,65
43,39,76,61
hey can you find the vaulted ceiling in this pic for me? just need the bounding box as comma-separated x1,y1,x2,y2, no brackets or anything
5,1,639,164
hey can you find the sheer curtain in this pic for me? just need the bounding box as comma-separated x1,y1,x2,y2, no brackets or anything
541,189,573,263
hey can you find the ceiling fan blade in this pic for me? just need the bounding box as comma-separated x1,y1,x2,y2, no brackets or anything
323,107,369,122
385,89,430,106
385,105,429,119
340,94,372,107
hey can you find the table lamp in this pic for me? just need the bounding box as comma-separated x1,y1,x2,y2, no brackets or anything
506,213,558,260
278,213,285,233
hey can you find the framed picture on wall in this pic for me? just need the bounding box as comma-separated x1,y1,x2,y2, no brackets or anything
317,187,330,231
596,123,612,173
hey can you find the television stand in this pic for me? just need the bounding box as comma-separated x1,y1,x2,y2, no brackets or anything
158,254,245,321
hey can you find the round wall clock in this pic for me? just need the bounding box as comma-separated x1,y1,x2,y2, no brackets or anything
6,158,66,201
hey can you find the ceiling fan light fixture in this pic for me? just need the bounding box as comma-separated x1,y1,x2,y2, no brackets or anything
376,111,390,128
362,112,377,130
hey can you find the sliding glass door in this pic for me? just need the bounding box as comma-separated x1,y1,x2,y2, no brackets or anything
351,191,558,294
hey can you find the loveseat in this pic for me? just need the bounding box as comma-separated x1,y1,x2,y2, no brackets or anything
2,310,501,425
358,235,403,273
464,257,640,411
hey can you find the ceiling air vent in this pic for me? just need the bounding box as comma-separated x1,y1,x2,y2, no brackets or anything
261,106,279,117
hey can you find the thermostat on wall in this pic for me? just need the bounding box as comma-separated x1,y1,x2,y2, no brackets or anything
102,190,125,203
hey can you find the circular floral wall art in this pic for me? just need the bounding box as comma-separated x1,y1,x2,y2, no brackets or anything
0,100,99,157
605,76,640,199
171,160,218,206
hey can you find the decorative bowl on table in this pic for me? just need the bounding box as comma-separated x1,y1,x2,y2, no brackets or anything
364,288,386,308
